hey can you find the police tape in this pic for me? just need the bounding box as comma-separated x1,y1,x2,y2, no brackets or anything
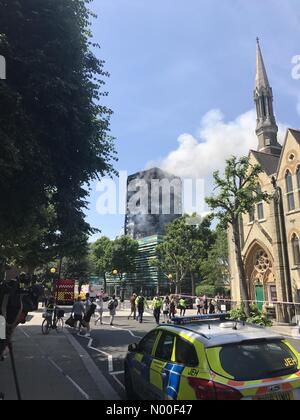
160,293,300,307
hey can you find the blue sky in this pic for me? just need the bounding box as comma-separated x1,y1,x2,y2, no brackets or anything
86,0,300,240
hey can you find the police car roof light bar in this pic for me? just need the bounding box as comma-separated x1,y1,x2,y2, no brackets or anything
171,313,230,325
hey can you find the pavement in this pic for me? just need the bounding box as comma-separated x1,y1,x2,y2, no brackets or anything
1,303,300,400
0,308,120,400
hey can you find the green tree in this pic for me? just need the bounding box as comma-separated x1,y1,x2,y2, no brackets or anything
155,215,215,294
200,226,229,292
206,156,270,315
90,236,112,292
109,236,139,282
0,0,116,275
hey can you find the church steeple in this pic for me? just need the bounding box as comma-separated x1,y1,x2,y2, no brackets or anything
254,38,281,155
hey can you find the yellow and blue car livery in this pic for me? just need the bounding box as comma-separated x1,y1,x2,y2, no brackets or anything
124,314,300,400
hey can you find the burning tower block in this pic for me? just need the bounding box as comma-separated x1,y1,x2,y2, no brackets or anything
125,167,182,239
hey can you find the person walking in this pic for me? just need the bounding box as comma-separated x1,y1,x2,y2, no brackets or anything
196,296,202,315
162,296,170,323
169,295,176,319
72,297,85,332
203,295,208,315
85,293,92,313
128,293,137,320
178,297,187,317
95,292,104,326
136,293,147,323
152,295,163,325
83,298,97,337
209,299,216,314
108,295,118,326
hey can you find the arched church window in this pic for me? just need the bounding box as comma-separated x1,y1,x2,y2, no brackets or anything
256,185,264,220
255,250,271,273
286,170,295,211
292,234,300,266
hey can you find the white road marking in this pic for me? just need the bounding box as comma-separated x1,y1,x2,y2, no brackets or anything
101,322,142,339
111,373,126,390
19,327,90,400
19,327,30,338
48,358,90,400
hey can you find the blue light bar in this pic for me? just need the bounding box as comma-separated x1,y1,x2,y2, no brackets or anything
171,313,230,325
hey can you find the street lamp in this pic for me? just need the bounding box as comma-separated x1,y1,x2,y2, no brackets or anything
112,270,118,295
50,268,56,274
167,274,174,294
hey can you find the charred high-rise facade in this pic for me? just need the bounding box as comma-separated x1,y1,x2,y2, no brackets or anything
125,168,182,239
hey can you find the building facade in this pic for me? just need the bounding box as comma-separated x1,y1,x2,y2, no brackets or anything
125,167,182,240
229,41,300,322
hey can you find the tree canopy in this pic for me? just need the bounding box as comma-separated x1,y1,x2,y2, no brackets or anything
206,156,270,312
0,0,116,274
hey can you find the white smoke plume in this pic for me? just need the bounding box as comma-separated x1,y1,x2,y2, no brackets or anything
149,109,287,179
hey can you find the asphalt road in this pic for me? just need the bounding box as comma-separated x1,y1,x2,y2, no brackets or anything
72,317,300,400
72,316,155,399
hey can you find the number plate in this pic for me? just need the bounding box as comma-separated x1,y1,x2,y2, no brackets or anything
255,391,294,401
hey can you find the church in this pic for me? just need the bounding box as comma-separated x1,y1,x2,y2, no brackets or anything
229,40,300,323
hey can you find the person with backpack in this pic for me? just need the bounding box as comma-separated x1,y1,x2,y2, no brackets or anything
82,298,97,337
128,293,137,320
152,295,163,325
135,293,147,323
108,295,118,326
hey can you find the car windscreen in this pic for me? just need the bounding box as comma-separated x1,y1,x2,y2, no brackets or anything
206,340,299,382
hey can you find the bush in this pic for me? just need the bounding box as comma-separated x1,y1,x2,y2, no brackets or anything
229,303,272,327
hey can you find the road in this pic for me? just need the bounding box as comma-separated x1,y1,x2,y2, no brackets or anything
73,316,155,398
72,314,300,399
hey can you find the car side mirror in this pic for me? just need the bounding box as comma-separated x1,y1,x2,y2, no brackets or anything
128,343,138,352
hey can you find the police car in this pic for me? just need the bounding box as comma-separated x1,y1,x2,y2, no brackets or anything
124,314,300,400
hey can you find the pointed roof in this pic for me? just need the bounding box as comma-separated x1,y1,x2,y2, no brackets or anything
255,38,270,90
250,150,280,176
289,128,300,145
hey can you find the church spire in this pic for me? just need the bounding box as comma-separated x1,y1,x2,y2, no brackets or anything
254,38,281,155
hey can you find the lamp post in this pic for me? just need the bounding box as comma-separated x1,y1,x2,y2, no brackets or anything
167,274,174,295
112,270,118,296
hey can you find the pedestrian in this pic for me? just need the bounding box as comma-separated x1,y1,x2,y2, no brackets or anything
128,293,137,320
209,299,215,314
203,295,208,315
136,293,147,323
196,296,202,315
169,295,176,319
152,295,163,325
162,296,170,323
108,295,118,326
85,293,92,313
83,298,97,337
72,297,85,332
178,297,187,317
95,291,104,326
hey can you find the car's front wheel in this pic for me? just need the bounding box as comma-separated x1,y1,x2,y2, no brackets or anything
124,365,138,400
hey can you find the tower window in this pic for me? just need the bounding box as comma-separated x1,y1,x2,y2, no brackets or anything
292,234,300,266
285,170,295,211
256,185,265,220
297,167,300,207
249,207,255,223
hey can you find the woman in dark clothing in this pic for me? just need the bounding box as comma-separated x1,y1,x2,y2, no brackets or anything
169,296,176,319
